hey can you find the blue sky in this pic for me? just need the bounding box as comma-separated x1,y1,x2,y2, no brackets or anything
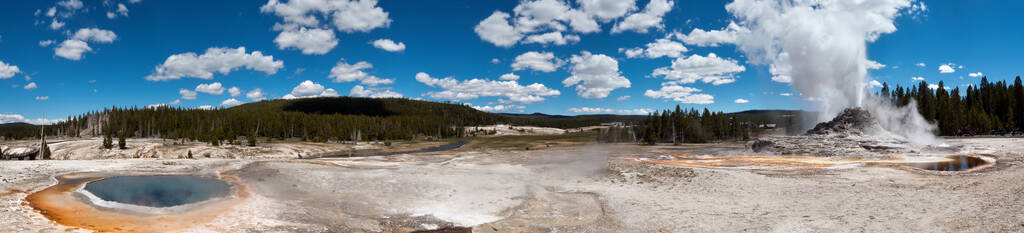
1,0,1022,123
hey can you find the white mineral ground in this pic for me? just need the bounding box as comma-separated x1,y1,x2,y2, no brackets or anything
1,137,1023,232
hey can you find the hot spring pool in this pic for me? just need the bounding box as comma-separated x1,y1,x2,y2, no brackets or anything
83,175,231,208
903,155,989,172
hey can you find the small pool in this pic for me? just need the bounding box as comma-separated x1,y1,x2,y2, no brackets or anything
903,156,989,171
83,175,231,208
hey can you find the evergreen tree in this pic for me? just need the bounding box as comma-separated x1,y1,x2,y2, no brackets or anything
875,77,1022,135
41,138,51,160
118,131,127,149
103,133,113,149
636,107,750,144
1015,76,1023,130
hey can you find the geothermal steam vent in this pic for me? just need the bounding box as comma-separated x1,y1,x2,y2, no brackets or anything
805,107,882,135
84,175,231,208
749,107,919,158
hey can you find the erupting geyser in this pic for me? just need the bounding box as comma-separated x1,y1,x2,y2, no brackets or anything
748,107,925,158
726,0,940,145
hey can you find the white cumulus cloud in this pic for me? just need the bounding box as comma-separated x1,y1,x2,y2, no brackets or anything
651,53,745,86
512,51,563,72
617,108,653,115
54,40,91,60
415,72,560,104
49,20,65,30
866,60,886,70
55,28,118,60
72,28,117,42
568,107,652,114
474,0,664,47
0,61,20,79
273,27,338,55
675,21,746,47
522,31,581,45
371,38,406,52
563,51,631,99
23,82,37,90
145,47,284,81
221,98,243,107
611,0,673,34
179,89,198,100
567,106,652,115
620,38,687,59
499,73,520,81
261,0,390,54
579,0,637,21
246,88,266,101
282,80,338,99
194,82,225,95
644,85,714,104
734,98,749,103
328,60,393,86
58,0,83,10
228,86,242,97
116,3,129,17
868,80,882,87
349,85,403,98
472,104,526,112
0,113,61,125
938,64,955,73
567,107,612,113
968,72,983,78
474,11,523,47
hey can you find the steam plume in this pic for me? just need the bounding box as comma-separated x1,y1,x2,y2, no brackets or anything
726,0,939,144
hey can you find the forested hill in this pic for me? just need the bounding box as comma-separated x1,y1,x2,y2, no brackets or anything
231,97,485,118
499,113,646,128
1,97,642,141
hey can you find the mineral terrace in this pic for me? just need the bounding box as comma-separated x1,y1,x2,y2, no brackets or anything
1,126,1023,232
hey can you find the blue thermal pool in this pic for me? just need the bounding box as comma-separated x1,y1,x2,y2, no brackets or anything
83,175,232,208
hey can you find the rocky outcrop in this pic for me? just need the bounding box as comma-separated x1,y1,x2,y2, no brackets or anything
748,107,921,158
2,146,38,160
805,107,881,135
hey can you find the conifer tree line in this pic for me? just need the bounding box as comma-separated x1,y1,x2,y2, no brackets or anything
29,99,492,142
878,76,1023,135
634,106,750,144
2,97,644,142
